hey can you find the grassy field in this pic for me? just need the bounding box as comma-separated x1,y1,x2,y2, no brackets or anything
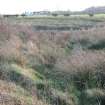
0,15,105,105
8,14,105,25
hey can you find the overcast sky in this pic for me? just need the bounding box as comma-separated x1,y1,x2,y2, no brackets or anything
0,0,105,14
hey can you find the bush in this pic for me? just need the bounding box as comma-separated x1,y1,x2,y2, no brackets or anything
88,13,94,17
52,13,58,17
64,14,70,16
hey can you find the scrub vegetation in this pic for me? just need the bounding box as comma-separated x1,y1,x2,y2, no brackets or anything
0,15,105,105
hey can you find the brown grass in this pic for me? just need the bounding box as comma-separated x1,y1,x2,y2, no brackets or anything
1,18,105,105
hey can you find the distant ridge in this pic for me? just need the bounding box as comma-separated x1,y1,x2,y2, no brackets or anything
83,6,105,14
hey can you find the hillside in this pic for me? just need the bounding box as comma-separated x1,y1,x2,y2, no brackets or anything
83,6,105,14
0,16,105,105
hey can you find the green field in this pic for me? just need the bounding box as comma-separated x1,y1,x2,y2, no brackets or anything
8,14,105,25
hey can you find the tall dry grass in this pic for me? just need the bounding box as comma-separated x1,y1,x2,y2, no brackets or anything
0,18,105,105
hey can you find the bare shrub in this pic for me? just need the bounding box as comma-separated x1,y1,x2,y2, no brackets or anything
55,50,105,74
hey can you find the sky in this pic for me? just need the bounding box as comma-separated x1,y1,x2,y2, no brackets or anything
0,0,105,14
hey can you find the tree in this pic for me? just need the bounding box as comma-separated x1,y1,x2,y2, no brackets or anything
52,13,58,17
64,13,70,16
21,13,26,17
88,13,94,17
